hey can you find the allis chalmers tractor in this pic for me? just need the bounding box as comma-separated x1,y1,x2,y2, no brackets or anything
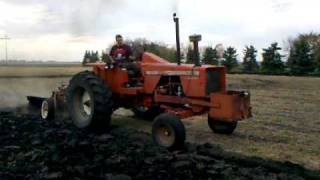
28,14,251,149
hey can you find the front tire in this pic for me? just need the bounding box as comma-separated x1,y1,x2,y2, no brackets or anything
66,71,113,132
152,113,186,150
208,117,237,134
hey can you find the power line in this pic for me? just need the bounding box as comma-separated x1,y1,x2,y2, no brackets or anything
0,35,11,64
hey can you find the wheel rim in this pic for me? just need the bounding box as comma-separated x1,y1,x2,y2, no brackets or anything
82,91,91,116
155,124,175,147
41,100,49,119
73,88,93,128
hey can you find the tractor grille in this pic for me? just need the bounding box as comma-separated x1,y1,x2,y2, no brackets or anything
206,69,222,95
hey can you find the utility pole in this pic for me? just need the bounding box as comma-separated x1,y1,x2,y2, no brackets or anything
0,35,10,64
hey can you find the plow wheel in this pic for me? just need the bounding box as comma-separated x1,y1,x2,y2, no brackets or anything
152,113,186,150
66,71,113,132
208,117,237,134
41,98,55,120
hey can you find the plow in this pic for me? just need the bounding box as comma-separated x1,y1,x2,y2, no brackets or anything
27,84,68,120
27,14,252,150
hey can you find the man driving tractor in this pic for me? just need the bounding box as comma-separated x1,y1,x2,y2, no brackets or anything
109,34,133,65
108,34,141,87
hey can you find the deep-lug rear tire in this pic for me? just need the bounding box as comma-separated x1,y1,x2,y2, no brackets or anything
152,113,186,150
41,98,55,120
208,117,237,134
66,71,113,132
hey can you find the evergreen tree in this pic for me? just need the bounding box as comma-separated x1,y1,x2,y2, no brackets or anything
287,33,320,74
82,50,90,65
95,51,100,62
287,39,314,75
126,38,177,62
186,45,193,64
202,47,219,65
261,42,284,74
299,33,320,70
101,51,109,63
89,51,94,63
242,45,259,72
222,46,238,71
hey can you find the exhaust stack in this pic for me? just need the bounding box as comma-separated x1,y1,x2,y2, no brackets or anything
189,34,202,67
173,13,181,65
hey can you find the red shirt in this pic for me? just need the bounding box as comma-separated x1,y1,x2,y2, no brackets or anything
109,44,132,61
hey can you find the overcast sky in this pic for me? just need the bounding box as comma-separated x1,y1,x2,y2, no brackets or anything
0,0,319,61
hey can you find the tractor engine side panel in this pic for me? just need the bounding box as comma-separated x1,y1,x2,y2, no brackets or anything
141,64,226,98
180,70,206,97
180,67,226,97
142,64,203,96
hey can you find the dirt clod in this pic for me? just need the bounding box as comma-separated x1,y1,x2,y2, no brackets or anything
0,110,319,179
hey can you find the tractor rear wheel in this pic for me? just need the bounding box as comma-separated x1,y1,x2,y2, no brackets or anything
152,113,186,150
41,98,55,120
66,71,113,132
208,117,237,134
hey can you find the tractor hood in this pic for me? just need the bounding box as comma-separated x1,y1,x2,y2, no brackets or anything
141,52,224,72
141,52,171,64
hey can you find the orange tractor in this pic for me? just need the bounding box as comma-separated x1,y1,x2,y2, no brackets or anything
28,14,251,149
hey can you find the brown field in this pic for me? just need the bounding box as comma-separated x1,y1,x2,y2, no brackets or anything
0,66,319,170
0,66,89,77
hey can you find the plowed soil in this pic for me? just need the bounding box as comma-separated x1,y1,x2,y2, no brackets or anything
1,110,319,180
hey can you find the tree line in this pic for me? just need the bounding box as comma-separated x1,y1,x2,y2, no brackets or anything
83,32,320,76
187,32,320,76
82,38,176,65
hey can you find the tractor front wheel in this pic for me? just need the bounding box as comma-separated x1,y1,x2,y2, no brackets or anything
208,117,237,134
152,113,186,150
66,71,113,132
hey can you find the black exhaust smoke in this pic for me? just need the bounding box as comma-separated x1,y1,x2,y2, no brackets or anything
173,13,181,65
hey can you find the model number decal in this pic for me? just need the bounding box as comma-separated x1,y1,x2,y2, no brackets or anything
145,70,200,76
